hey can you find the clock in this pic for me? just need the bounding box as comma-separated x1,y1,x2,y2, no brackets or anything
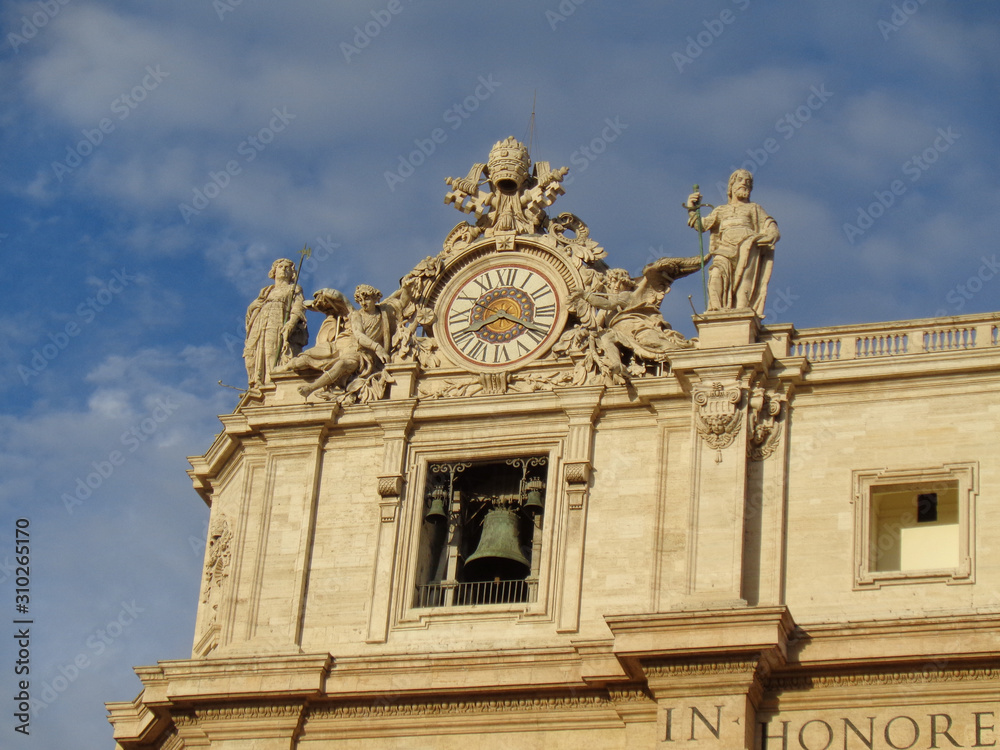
437,259,566,371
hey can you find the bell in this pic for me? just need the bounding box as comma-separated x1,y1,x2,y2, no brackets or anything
522,478,545,514
464,508,530,582
424,486,448,522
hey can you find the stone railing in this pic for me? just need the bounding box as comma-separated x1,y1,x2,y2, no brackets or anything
782,313,999,363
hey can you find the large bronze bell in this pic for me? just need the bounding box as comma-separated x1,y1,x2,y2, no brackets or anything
424,486,448,522
463,508,530,582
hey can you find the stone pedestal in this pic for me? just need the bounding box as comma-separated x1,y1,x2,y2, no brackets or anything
695,309,761,349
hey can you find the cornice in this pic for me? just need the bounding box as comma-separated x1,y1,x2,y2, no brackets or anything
789,612,1000,668
769,666,1000,692
309,692,612,720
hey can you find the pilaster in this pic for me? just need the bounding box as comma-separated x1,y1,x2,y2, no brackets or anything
554,385,604,633
670,340,771,607
220,421,331,655
366,398,418,643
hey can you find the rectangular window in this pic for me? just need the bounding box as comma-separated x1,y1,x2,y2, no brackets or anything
413,457,547,608
870,484,957,572
853,463,976,588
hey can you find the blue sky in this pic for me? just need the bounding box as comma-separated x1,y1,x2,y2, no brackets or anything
1,1,998,745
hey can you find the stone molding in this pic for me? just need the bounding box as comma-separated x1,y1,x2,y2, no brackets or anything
644,655,764,679
310,693,611,720
769,666,1000,692
178,703,304,722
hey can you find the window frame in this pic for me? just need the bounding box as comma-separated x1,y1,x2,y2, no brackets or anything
851,462,977,589
391,441,564,629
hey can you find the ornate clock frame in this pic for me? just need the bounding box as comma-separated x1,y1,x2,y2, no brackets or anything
428,236,580,373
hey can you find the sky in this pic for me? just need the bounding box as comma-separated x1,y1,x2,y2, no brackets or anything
0,1,998,746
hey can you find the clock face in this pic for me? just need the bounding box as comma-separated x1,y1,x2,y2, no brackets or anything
441,263,563,370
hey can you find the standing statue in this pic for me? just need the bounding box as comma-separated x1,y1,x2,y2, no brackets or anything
243,258,308,387
685,170,780,316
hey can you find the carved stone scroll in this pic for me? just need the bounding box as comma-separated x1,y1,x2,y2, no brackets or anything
693,381,744,463
747,386,786,461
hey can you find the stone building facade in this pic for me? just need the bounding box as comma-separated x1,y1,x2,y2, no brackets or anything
108,140,1000,749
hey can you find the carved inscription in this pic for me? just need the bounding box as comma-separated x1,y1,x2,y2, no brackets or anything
759,707,999,749
655,705,1000,747
662,705,726,743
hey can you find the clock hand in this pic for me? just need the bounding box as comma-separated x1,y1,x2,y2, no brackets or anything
493,310,549,334
458,313,503,334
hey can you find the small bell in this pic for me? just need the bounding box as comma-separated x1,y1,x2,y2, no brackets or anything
424,485,448,522
522,477,545,514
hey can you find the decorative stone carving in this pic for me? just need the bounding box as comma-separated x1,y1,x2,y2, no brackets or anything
550,212,607,266
478,371,508,395
694,381,744,462
564,460,592,511
193,703,305,721
443,136,568,239
643,655,764,679
747,385,786,461
274,287,354,388
554,258,700,385
278,258,442,404
377,474,404,499
310,693,611,720
685,170,780,315
200,515,232,629
768,667,1000,691
418,369,574,400
252,139,707,402
244,258,308,387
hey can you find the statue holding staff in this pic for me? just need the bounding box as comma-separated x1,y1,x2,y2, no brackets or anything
684,170,780,316
243,258,308,387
